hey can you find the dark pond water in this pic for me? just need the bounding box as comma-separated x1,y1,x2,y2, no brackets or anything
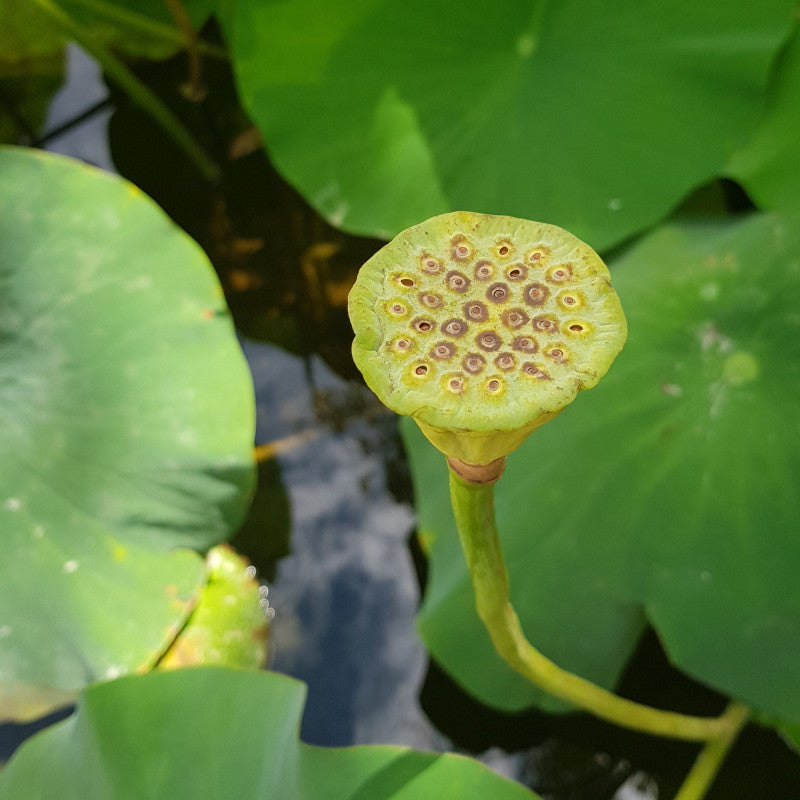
3,39,800,800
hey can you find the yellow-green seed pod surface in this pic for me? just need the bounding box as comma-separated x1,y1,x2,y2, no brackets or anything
348,212,627,464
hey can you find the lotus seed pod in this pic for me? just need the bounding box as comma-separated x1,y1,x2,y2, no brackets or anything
348,212,627,465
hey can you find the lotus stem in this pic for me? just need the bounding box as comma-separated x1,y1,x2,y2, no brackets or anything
348,211,748,797
672,701,749,800
53,0,228,58
30,0,221,182
449,466,742,743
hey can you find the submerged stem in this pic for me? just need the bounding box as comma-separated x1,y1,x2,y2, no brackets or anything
672,701,749,800
447,465,746,743
31,0,221,183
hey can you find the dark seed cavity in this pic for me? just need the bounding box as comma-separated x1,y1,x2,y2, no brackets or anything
464,301,488,322
462,353,487,374
400,277,415,287
501,308,529,329
412,317,435,333
476,331,502,352
566,321,591,335
523,283,550,307
506,264,527,281
487,282,510,303
442,318,468,338
415,365,428,375
487,379,500,391
495,240,514,258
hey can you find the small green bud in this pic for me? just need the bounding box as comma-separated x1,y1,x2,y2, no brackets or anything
348,212,626,465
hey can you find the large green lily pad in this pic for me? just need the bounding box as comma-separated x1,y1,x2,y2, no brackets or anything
230,0,792,249
409,211,800,724
0,668,541,800
728,25,800,211
0,147,255,719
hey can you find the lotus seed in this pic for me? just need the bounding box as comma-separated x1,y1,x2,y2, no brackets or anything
548,265,572,282
501,308,529,329
487,283,510,303
512,336,538,353
523,283,549,306
451,236,473,261
421,254,443,274
525,245,550,263
476,331,502,351
442,318,468,337
431,342,456,360
446,270,470,292
446,374,465,393
532,315,558,333
494,353,516,371
522,363,551,380
464,301,489,322
463,353,487,374
474,260,494,280
420,291,443,308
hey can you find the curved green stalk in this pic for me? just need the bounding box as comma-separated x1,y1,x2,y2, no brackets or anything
673,701,749,800
448,466,748,743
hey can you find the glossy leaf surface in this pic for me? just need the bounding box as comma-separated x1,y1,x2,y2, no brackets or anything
0,668,540,800
0,148,255,718
729,25,800,211
231,0,791,248
410,211,800,723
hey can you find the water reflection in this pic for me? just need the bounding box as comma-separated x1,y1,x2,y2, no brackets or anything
242,338,443,749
